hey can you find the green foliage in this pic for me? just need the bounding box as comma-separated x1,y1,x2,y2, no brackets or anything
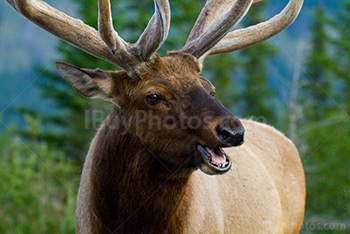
298,3,350,233
301,114,350,234
238,2,278,123
302,7,335,121
329,1,350,113
203,2,277,122
0,117,79,234
203,54,240,109
304,115,350,216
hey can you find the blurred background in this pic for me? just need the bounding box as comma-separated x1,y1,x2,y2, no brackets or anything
0,0,349,233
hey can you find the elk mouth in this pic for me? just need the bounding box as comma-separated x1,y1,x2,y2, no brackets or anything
196,144,232,175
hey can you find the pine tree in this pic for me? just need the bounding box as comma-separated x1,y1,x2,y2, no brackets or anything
330,1,350,113
203,54,240,110
203,2,278,120
301,6,334,122
298,4,350,229
238,2,277,123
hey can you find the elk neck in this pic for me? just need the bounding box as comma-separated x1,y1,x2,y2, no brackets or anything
87,107,193,233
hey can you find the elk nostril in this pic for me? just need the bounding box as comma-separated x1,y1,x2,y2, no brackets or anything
215,126,226,139
215,126,233,141
220,129,231,140
215,126,245,147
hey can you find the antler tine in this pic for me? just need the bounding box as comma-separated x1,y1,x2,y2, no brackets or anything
186,0,264,44
98,0,126,53
6,0,116,61
252,0,265,4
98,0,170,61
135,0,171,60
186,0,236,43
5,0,171,78
182,0,253,60
209,0,304,55
5,0,139,77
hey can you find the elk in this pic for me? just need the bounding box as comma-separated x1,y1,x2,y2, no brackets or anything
6,0,305,233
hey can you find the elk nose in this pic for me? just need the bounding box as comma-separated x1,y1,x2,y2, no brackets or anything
215,125,245,147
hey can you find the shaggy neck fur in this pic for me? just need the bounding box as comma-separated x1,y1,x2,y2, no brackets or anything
87,107,193,234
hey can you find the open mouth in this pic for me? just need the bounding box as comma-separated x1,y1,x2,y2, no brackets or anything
196,144,232,175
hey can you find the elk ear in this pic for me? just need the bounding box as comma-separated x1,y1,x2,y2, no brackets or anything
55,62,115,102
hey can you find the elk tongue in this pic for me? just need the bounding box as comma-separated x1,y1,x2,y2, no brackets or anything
205,147,226,164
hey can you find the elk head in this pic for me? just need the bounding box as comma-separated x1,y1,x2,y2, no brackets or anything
7,0,303,175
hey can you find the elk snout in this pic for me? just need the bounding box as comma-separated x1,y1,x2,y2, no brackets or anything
214,118,245,147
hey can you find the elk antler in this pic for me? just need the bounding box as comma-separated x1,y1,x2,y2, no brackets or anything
182,0,303,67
182,0,253,59
98,0,170,62
5,0,170,78
185,0,263,43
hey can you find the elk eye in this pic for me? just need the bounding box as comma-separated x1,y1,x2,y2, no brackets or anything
211,92,216,97
146,94,161,105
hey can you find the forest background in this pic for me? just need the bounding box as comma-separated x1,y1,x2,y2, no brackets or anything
0,0,349,233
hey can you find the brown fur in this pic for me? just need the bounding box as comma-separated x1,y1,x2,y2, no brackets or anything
59,53,307,233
